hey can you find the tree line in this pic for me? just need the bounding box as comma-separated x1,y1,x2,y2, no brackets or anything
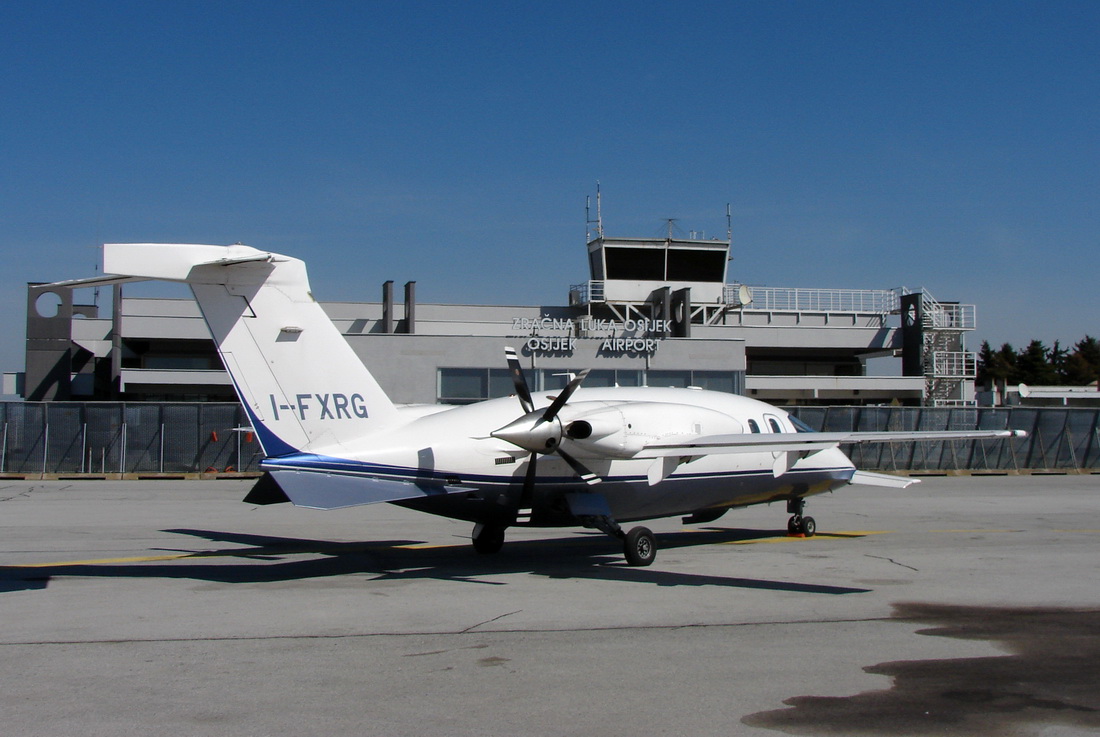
976,336,1100,387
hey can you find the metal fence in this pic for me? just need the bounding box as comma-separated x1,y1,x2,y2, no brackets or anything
788,406,1100,472
0,402,1096,476
0,402,262,475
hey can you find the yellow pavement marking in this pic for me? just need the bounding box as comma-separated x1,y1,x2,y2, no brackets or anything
7,541,464,569
11,551,213,568
929,529,1020,533
721,531,890,546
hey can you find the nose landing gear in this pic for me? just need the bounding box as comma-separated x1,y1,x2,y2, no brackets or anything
786,498,816,537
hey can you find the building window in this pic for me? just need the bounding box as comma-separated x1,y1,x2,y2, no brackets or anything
439,368,744,404
541,369,642,390
690,371,737,394
438,368,512,404
648,370,692,388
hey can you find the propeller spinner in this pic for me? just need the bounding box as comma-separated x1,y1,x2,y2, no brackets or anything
492,348,602,502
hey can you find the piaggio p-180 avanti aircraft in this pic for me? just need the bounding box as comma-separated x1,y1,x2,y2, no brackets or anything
58,244,1024,566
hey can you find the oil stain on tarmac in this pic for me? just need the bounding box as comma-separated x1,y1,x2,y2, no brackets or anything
744,603,1100,736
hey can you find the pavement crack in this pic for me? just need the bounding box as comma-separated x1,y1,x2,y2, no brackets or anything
865,554,919,572
0,485,43,503
460,610,523,633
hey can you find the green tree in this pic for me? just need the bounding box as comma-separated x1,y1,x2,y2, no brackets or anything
1064,336,1100,385
977,341,1018,386
1016,340,1058,385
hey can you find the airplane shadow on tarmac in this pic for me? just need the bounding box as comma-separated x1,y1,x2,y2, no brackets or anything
0,526,871,595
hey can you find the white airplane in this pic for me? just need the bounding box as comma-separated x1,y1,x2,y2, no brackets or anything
57,244,1025,566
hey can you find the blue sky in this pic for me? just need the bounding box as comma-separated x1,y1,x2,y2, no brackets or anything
2,0,1097,374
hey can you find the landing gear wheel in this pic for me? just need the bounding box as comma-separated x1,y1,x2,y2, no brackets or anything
623,526,656,567
472,523,506,554
800,516,816,537
787,515,802,535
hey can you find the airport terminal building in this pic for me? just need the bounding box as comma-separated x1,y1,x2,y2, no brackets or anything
21,230,979,407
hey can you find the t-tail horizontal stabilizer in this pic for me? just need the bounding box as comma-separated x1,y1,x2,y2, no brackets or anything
65,243,403,460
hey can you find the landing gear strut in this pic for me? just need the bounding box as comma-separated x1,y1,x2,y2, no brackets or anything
786,498,816,537
472,522,506,554
581,515,657,566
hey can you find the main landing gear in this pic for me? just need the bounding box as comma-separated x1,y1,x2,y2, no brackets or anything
470,517,658,566
583,515,657,567
786,498,816,537
472,522,506,555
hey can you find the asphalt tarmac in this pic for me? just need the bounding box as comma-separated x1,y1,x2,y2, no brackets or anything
1,475,1098,737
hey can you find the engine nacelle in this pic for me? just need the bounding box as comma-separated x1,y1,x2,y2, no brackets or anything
560,402,746,459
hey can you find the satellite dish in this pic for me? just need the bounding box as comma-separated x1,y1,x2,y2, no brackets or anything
738,285,752,306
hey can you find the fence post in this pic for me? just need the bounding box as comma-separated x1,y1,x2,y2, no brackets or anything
1062,426,1078,470
81,423,88,474
42,423,49,475
121,423,126,474
159,423,165,473
1,422,6,473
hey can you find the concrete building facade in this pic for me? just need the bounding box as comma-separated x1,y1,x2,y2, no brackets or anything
18,232,978,407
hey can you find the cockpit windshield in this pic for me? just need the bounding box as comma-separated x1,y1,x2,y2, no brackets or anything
789,416,816,433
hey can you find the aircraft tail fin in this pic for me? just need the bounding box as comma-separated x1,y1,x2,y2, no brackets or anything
99,243,401,456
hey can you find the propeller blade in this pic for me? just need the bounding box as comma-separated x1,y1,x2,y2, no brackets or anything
557,447,602,485
504,346,534,414
521,452,538,506
542,368,591,422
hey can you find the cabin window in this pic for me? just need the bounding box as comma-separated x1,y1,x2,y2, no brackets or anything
748,419,760,433
767,417,783,433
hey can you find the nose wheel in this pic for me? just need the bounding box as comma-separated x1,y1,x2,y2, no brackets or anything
787,514,816,537
787,497,816,537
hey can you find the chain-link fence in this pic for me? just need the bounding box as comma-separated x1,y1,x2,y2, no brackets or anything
788,405,1100,472
0,402,1096,476
0,402,262,475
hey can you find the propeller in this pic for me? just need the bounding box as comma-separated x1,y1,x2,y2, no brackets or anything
493,347,601,519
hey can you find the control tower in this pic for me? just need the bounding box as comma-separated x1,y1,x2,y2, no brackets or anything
571,222,736,337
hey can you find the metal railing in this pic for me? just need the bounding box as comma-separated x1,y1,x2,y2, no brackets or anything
732,285,899,313
569,281,605,304
930,351,978,378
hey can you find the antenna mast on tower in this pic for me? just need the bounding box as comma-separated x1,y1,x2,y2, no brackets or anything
586,182,604,241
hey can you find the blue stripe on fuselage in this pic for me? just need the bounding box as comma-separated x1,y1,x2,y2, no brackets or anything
261,453,855,488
